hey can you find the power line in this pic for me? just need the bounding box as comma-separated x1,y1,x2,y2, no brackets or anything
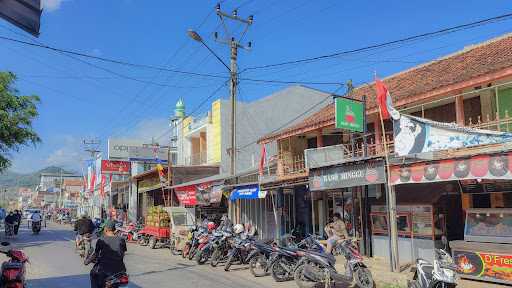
241,12,512,72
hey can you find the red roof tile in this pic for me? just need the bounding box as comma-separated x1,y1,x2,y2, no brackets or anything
260,33,512,143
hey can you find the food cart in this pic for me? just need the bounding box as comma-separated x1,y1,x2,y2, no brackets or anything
138,206,170,249
451,208,512,285
164,207,196,255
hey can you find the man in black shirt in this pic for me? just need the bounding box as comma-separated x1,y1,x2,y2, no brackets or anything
74,214,95,248
13,210,22,235
87,221,127,288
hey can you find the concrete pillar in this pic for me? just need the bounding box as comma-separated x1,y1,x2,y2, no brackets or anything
455,95,465,126
316,129,324,148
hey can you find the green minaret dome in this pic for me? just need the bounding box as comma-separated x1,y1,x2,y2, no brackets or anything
175,98,185,118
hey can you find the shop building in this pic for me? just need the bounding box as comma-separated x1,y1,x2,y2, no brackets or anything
258,33,512,277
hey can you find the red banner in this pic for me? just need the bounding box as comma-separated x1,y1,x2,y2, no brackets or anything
101,160,131,174
391,152,512,185
175,186,196,206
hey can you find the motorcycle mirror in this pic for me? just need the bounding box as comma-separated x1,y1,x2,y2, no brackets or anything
0,242,10,246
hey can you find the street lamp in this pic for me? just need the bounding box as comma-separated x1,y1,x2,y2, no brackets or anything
186,29,230,71
187,29,203,42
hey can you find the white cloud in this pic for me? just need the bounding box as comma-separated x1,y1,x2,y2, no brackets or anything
42,0,66,12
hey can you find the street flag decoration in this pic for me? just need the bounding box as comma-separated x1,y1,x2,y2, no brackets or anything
259,144,266,176
375,78,399,120
374,78,512,156
89,168,96,193
390,152,512,185
99,175,106,198
393,114,512,156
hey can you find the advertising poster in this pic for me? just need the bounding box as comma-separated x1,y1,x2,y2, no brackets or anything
335,97,364,132
454,250,512,284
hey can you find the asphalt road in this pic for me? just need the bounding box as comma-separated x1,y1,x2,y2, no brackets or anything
2,222,297,288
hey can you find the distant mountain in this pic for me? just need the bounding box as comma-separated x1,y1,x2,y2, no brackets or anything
0,166,76,191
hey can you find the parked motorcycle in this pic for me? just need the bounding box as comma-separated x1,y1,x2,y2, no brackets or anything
183,226,207,260
294,239,373,288
408,237,457,288
195,231,224,265
210,231,233,267
248,240,276,277
224,234,254,272
31,221,42,234
0,241,28,288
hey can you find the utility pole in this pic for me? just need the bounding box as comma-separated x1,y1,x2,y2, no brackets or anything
213,4,253,176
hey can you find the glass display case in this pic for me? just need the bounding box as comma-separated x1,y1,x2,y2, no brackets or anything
370,212,411,236
464,208,512,244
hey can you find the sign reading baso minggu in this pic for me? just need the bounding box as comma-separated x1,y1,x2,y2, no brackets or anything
309,160,385,190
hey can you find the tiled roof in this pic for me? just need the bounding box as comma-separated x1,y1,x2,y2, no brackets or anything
260,33,512,143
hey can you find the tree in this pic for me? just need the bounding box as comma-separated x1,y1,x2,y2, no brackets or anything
0,72,40,172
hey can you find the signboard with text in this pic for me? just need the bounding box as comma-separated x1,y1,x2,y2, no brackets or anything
309,160,385,191
454,250,512,284
335,97,364,132
108,139,168,163
101,160,131,174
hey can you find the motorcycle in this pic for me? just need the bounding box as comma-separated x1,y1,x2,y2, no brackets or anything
31,221,42,234
0,241,28,288
269,235,326,282
78,233,93,259
408,237,457,288
191,233,210,261
195,231,224,265
224,234,254,272
210,231,233,267
182,227,207,260
248,240,276,277
294,239,373,288
84,251,129,288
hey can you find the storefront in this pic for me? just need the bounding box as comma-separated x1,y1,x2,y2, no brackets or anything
309,158,386,256
389,151,512,284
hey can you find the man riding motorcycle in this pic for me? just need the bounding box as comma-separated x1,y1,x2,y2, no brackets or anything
86,220,127,288
30,211,42,233
324,213,349,254
74,213,95,248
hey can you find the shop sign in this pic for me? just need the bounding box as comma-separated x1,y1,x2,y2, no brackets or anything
335,97,364,132
175,186,196,206
390,152,512,185
309,161,385,191
101,160,131,174
230,185,266,201
454,250,512,283
196,182,224,206
108,139,168,163
393,114,512,156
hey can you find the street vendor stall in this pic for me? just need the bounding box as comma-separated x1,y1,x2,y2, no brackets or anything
138,206,170,249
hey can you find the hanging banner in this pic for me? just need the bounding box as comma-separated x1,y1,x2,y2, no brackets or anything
230,185,266,201
175,186,196,206
335,97,365,132
393,114,512,156
391,152,512,185
309,160,386,191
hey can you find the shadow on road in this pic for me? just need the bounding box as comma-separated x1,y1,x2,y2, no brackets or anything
27,273,144,288
130,262,195,278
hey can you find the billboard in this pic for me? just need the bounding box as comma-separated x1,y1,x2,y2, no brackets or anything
108,139,168,163
101,160,131,174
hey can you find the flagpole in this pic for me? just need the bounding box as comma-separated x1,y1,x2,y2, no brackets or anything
378,95,400,272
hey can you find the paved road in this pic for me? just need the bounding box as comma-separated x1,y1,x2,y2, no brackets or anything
2,222,297,288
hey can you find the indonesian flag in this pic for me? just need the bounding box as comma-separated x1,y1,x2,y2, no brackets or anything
100,175,106,198
259,144,266,176
375,78,399,120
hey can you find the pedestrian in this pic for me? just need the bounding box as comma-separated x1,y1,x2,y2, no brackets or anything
13,210,22,235
86,220,127,288
324,212,349,254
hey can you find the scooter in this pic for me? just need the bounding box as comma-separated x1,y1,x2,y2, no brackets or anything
408,237,458,288
224,234,254,272
78,233,93,259
210,231,233,267
294,239,373,288
31,221,42,234
0,241,28,288
84,251,129,288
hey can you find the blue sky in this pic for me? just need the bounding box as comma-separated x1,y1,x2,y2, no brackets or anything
1,0,511,173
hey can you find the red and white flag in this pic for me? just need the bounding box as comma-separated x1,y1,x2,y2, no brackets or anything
90,171,96,193
99,175,106,198
259,144,267,176
375,78,399,120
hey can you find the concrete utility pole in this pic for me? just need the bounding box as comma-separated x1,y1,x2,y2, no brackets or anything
188,3,253,176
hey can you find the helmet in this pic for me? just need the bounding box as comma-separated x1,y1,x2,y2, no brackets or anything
233,224,244,234
207,222,216,232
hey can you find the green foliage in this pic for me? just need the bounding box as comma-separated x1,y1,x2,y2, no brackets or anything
0,72,40,172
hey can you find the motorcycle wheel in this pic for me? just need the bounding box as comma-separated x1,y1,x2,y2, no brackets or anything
271,258,292,282
188,246,197,260
148,237,157,249
195,249,209,265
138,237,148,246
224,252,235,271
407,280,422,288
354,267,374,288
210,248,222,267
293,263,318,288
249,254,268,277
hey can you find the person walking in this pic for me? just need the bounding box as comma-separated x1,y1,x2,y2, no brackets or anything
86,220,127,288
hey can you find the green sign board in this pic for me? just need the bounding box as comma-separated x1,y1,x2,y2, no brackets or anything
335,97,364,132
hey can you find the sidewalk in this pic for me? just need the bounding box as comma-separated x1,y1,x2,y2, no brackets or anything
348,257,509,288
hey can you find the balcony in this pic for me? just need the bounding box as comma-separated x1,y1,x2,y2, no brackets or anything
276,152,307,180
183,152,208,166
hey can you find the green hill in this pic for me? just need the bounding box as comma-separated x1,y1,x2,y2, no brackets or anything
0,166,75,191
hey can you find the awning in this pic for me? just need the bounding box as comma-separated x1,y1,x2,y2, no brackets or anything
391,151,512,185
230,185,266,201
171,173,227,189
